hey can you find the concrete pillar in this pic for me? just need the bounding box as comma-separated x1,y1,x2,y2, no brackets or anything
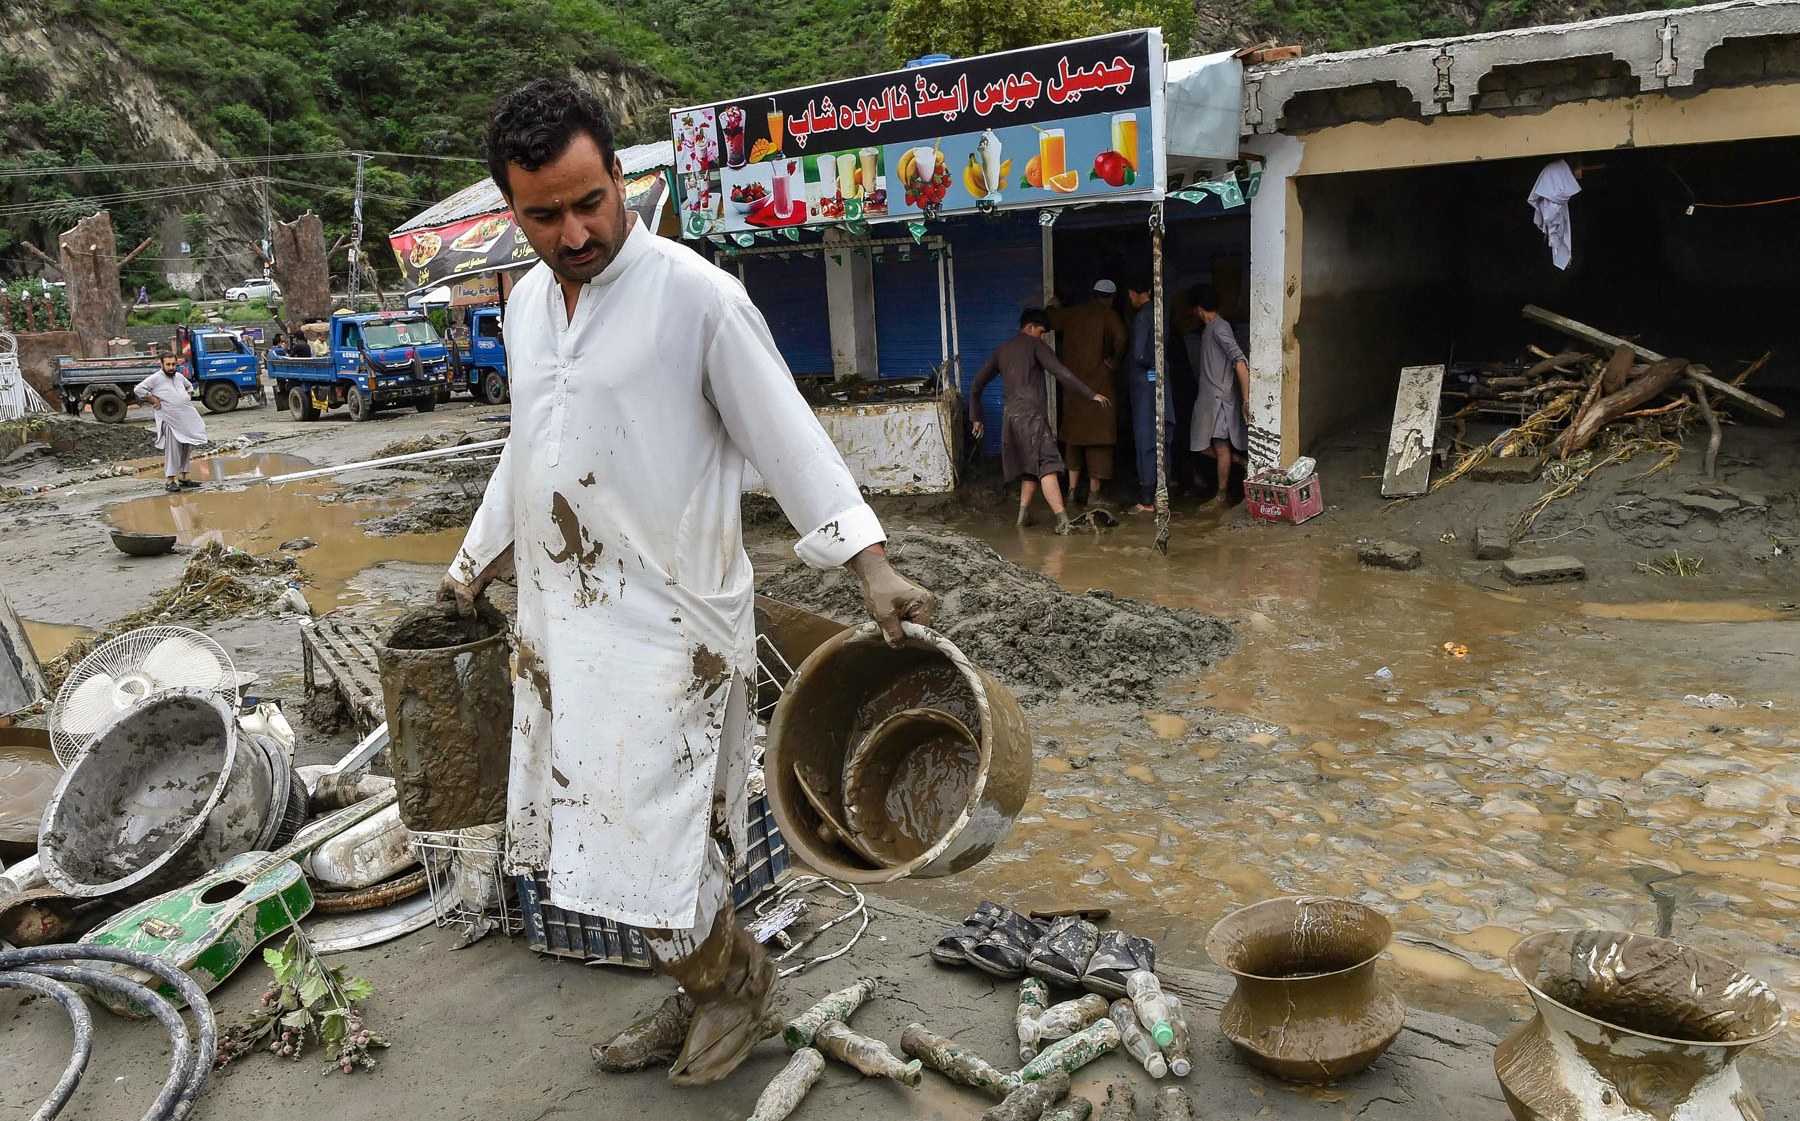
823,231,879,380
1243,133,1304,472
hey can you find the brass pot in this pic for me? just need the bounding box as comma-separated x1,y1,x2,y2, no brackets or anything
1495,929,1788,1120
1205,896,1406,1083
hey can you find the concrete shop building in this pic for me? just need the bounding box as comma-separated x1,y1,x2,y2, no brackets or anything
1238,0,1800,470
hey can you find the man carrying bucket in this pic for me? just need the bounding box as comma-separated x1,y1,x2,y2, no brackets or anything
439,78,934,1085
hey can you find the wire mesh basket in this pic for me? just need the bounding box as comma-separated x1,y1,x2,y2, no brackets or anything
412,823,523,938
754,632,796,722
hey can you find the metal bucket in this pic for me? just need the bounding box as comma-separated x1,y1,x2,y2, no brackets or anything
1206,896,1406,1083
377,601,512,832
1495,929,1788,1120
39,689,280,901
766,621,1030,883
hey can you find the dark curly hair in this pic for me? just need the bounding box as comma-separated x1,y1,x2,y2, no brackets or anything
485,77,618,196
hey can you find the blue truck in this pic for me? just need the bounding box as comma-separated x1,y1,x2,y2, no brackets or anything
269,311,450,422
448,306,509,405
52,327,262,423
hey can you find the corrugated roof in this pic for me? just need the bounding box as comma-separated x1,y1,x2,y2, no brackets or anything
391,140,675,234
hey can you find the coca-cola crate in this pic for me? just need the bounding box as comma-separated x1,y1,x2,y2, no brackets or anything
1245,470,1324,525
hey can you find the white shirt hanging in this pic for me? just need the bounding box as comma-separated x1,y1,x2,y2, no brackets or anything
1528,159,1581,271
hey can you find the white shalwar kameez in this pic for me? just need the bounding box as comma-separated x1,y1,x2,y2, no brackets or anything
449,216,883,932
133,370,208,474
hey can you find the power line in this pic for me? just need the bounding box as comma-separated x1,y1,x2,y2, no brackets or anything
266,176,438,208
0,151,354,180
360,149,485,164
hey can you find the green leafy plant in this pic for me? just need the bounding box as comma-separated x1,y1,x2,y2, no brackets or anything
216,932,388,1075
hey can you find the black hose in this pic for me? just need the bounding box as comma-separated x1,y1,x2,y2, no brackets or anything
0,971,91,1121
0,943,217,1121
20,964,190,1121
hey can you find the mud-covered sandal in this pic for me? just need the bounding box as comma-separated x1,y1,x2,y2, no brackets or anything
1027,917,1100,988
931,900,1003,966
1082,930,1157,997
967,908,1046,978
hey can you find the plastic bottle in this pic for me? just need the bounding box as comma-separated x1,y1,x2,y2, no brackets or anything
813,1020,923,1086
900,1023,1018,1099
1125,970,1176,1048
1017,1017,1121,1083
783,977,878,1048
1016,976,1050,1063
747,1047,826,1121
1034,993,1110,1041
1108,998,1167,1078
1163,993,1193,1078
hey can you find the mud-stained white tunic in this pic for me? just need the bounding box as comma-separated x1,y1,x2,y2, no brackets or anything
449,217,881,927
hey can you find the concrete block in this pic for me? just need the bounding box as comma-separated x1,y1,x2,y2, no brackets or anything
1474,527,1513,561
1360,541,1422,571
1502,556,1586,585
1470,456,1544,484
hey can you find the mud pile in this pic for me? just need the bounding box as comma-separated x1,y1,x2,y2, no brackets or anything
760,530,1233,703
359,491,481,536
2,416,157,463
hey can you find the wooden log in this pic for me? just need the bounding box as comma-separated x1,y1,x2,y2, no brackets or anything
1601,344,1635,394
1692,382,1721,480
1730,351,1772,388
1523,305,1784,420
58,211,127,356
1524,348,1589,380
1557,363,1609,458
272,213,332,322
1556,357,1690,458
117,235,156,269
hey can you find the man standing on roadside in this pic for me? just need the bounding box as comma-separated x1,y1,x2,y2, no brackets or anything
1046,280,1127,506
440,78,934,1085
1122,275,1170,513
970,308,1111,534
1185,283,1250,507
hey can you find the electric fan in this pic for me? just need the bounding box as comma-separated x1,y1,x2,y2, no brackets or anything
49,625,239,767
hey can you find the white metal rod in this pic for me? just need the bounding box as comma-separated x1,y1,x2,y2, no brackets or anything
263,438,507,484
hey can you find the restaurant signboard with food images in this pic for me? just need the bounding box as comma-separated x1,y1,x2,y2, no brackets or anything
670,29,1166,239
389,171,671,291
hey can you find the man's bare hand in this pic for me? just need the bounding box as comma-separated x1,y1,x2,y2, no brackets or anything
1093,394,1112,408
846,546,934,646
971,419,984,441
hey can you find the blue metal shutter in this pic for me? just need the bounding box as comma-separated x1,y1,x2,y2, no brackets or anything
873,250,943,381
949,215,1043,456
739,255,832,377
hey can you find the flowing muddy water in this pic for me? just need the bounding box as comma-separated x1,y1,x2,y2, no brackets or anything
106,453,464,613
874,511,1800,1049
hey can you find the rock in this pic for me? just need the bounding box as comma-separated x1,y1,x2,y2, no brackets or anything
1424,697,1472,716
1674,493,1738,520
1359,541,1422,571
1502,556,1586,585
279,536,319,551
1473,527,1512,561
1469,456,1544,483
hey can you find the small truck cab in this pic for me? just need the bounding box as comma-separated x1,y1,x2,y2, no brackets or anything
267,311,450,421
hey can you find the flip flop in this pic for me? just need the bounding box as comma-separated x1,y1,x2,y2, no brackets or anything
966,908,1046,978
931,900,1003,966
1082,930,1157,997
1027,917,1100,988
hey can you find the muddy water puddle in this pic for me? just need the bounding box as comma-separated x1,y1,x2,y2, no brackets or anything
22,619,97,662
108,453,462,612
880,514,1800,1050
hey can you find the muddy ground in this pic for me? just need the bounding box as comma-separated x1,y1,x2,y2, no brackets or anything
2,397,1798,1119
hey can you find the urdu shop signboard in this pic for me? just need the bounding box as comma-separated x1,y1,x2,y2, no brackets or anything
671,29,1166,239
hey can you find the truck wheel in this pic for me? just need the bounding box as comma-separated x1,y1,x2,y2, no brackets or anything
415,394,437,414
203,381,241,414
480,369,508,406
90,392,128,424
288,387,320,422
346,385,373,422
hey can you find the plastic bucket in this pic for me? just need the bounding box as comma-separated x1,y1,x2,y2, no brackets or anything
377,601,512,832
766,621,1030,882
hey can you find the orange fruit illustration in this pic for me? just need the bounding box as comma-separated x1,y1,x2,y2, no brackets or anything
1025,155,1043,189
1046,169,1080,194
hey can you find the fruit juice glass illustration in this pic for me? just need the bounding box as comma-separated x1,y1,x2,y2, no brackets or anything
816,154,838,198
766,107,785,153
836,152,858,197
859,147,880,195
1111,113,1138,170
771,159,796,217
722,106,747,169
1039,128,1066,182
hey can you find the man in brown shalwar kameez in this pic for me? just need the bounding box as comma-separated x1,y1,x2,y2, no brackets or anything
970,308,1112,534
1047,279,1127,504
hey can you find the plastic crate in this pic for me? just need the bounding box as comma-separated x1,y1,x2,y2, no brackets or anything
517,790,790,968
1245,470,1324,525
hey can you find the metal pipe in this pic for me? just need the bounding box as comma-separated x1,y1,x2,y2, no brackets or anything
0,971,90,1121
21,963,191,1121
262,439,507,484
945,244,961,387
1152,203,1170,554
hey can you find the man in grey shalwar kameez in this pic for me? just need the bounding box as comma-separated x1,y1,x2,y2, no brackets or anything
1184,284,1249,506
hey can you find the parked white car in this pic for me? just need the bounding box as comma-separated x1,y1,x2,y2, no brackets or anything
225,278,281,301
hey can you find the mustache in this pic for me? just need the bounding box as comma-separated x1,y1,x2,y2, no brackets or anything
558,240,602,260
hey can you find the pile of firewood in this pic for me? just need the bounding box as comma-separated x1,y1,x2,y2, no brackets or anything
1436,305,1781,490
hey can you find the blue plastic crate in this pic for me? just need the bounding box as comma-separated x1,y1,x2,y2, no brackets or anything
517,790,790,968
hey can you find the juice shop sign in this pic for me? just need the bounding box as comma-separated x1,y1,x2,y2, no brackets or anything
671,29,1166,238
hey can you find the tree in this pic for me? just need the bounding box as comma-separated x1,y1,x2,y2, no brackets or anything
885,0,1195,60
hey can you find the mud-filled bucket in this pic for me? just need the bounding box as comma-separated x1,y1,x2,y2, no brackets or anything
1495,929,1788,1121
1205,896,1406,1083
39,689,282,901
766,621,1030,883
377,601,512,832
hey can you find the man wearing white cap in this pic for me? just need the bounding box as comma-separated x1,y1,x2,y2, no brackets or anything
1046,280,1127,504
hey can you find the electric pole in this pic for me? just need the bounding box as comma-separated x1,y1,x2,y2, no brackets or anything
260,175,272,271
347,152,367,302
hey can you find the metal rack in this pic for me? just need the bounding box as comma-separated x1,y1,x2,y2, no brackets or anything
412,825,523,938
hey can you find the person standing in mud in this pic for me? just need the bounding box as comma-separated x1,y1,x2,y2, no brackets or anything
134,353,207,493
970,308,1112,535
1046,280,1128,506
438,78,934,1087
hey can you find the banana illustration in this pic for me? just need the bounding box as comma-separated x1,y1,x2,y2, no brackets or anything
963,155,1013,197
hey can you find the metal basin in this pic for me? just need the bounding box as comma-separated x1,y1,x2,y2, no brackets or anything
110,530,177,557
39,689,280,900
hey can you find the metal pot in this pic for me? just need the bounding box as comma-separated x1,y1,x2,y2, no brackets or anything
39,689,279,901
766,621,1030,883
1495,929,1788,1120
1205,896,1406,1083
